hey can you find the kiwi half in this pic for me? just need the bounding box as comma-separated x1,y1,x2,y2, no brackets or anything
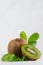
21,44,41,60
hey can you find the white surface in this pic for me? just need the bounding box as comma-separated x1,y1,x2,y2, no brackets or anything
0,0,43,65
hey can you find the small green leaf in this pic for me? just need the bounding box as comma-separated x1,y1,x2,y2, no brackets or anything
21,56,26,61
20,31,27,40
28,41,37,46
28,33,39,42
8,54,18,62
18,56,26,61
1,54,11,61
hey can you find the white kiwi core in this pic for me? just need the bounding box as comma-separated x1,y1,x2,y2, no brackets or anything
27,48,36,54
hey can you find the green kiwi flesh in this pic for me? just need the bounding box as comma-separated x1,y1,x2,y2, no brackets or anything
21,44,41,60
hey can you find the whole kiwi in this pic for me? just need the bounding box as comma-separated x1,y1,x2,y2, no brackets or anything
8,38,27,57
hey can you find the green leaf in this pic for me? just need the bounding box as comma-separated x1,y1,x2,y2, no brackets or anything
28,33,39,46
28,41,37,46
1,54,26,62
8,54,18,62
18,56,26,61
28,33,39,42
1,54,11,61
20,31,27,40
21,56,26,61
1,54,18,62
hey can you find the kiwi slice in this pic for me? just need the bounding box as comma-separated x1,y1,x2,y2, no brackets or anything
21,45,41,60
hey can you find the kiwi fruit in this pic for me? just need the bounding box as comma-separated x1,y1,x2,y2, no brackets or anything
21,44,41,60
8,38,27,57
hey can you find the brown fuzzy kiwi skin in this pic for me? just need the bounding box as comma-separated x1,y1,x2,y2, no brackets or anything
8,38,27,57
